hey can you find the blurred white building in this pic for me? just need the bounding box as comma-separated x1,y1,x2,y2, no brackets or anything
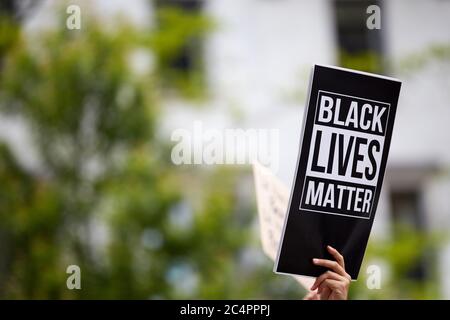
159,0,450,298
14,0,450,298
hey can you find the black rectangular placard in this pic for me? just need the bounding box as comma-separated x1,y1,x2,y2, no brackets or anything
274,65,401,280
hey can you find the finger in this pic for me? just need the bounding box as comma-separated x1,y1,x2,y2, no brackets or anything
313,258,347,277
327,245,345,269
310,270,344,291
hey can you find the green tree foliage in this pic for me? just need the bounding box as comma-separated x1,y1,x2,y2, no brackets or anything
0,8,303,299
339,50,383,73
0,9,198,298
3,3,443,300
349,226,443,299
0,16,160,298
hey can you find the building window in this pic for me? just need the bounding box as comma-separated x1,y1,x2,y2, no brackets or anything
153,0,207,98
333,0,383,72
390,188,429,281
391,190,425,230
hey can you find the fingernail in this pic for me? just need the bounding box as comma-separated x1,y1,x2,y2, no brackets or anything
313,258,318,263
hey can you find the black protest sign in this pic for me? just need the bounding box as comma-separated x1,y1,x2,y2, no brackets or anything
275,65,401,279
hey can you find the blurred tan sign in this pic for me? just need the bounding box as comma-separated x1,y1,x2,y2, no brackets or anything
252,161,315,290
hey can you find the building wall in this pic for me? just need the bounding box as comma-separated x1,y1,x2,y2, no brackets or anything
8,0,450,298
384,0,450,298
203,0,450,297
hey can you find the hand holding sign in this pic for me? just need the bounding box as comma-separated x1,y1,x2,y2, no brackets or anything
253,161,351,298
275,65,401,280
